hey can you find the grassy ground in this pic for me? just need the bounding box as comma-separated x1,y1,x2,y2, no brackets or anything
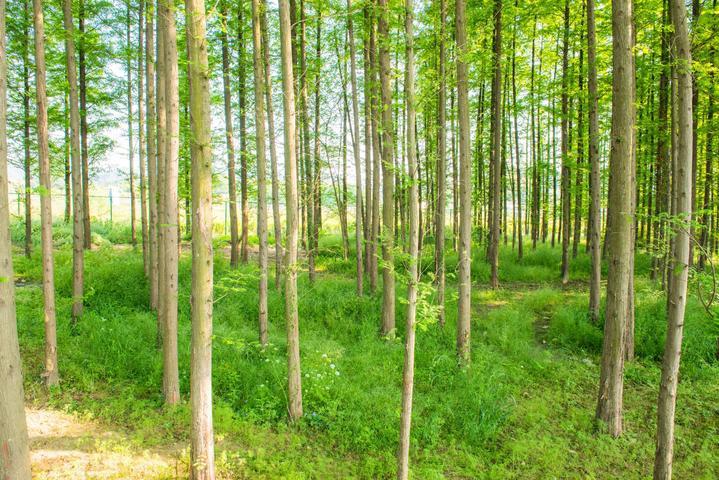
11,221,719,479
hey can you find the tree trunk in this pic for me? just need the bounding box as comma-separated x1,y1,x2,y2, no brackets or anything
22,0,32,258
79,0,91,249
312,12,323,281
279,0,304,422
252,0,269,346
185,0,215,475
159,0,180,405
261,0,283,290
488,0,502,289
573,16,585,259
587,0,601,322
138,0,149,277
369,12,381,293
434,0,447,326
1,4,32,471
62,0,85,325
596,0,634,437
560,0,571,284
511,0,522,261
239,2,250,264
127,1,136,247
653,0,692,475
347,0,363,295
146,0,159,311
397,0,418,475
378,0,395,336
456,0,471,363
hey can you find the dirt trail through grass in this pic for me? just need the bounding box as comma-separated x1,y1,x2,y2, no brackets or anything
28,407,181,479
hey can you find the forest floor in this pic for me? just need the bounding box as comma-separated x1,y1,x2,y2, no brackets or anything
11,224,719,479
27,406,180,479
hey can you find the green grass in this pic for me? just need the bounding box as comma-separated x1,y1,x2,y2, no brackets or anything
11,226,719,478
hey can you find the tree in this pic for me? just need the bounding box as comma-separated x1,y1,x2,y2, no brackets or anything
488,0,502,289
279,0,303,422
127,0,136,247
587,0,601,322
186,0,215,474
252,0,269,346
596,0,635,437
0,0,32,472
238,1,250,264
159,0,180,406
33,0,57,387
560,0,571,285
434,0,446,325
397,0,418,475
347,0,363,296
653,0,693,475
62,0,85,326
146,0,159,311
220,0,240,269
378,0,395,336
138,0,149,276
455,0,471,363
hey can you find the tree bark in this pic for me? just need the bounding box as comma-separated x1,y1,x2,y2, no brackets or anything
397,0,418,475
239,2,250,264
653,0,692,476
146,0,159,311
185,0,215,475
596,0,634,437
456,0,472,363
560,0,571,284
587,0,601,322
221,0,240,269
434,0,447,326
378,0,395,336
252,0,269,346
488,0,502,289
511,0,522,261
138,0,149,276
79,0,91,249
62,0,85,325
347,0,363,295
22,0,32,258
127,1,136,247
279,0,304,422
1,3,32,472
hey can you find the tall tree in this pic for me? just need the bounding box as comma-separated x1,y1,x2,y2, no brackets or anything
160,0,180,405
138,0,149,275
456,0,471,362
146,0,159,311
434,0,447,325
34,0,57,387
62,0,85,325
79,0,91,249
252,0,269,346
347,0,363,296
397,0,419,475
221,0,240,269
127,0,136,246
596,0,635,437
488,0,502,289
0,0,32,472
22,0,32,259
560,0,571,284
587,0,601,322
653,0,693,475
239,1,250,264
279,0,303,422
378,0,395,335
186,0,215,474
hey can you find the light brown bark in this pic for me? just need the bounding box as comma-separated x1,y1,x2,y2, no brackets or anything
587,0,601,322
347,0,363,296
488,0,502,290
279,0,303,422
1,0,32,474
146,0,158,311
434,0,446,326
560,0,571,285
186,0,215,476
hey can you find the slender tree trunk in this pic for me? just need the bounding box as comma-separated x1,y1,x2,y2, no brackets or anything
64,95,71,223
456,0,472,363
488,0,502,289
596,0,634,437
252,0,269,346
239,2,250,264
79,0,91,248
434,0,447,326
653,0,692,475
0,1,32,471
279,0,303,422
698,53,713,270
127,1,136,246
587,0,601,322
221,0,240,269
347,0,364,295
62,0,85,325
138,0,149,276
146,0,159,311
397,1,418,476
378,0,395,335
160,0,180,405
312,13,323,279
261,0,283,290
369,12,381,293
22,0,32,258
185,0,215,475
573,18,585,259
560,0,571,284
33,0,58,388
299,0,315,282
511,0,522,260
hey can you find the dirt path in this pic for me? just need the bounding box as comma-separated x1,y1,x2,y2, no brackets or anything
28,407,182,479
